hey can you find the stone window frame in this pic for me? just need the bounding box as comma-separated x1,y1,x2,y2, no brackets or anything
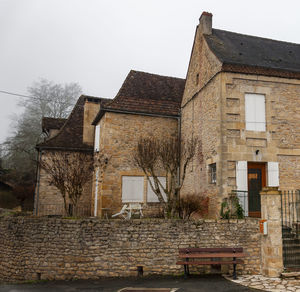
208,163,217,184
120,172,167,204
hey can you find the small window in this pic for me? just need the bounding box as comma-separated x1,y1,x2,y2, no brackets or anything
94,124,100,152
245,93,266,131
209,163,216,184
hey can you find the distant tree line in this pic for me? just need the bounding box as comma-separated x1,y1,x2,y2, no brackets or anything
0,79,82,210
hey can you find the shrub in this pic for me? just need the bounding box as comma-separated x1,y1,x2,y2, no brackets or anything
177,193,209,219
220,193,244,219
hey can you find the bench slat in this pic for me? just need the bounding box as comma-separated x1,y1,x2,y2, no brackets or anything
176,259,244,265
178,252,246,258
179,247,243,254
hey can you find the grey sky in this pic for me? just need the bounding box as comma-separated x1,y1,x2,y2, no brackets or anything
1,0,300,143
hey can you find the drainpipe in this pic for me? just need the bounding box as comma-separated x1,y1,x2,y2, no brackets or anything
178,111,181,193
33,150,42,216
94,168,99,217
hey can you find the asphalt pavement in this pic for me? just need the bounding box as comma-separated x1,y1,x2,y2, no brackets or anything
0,275,261,292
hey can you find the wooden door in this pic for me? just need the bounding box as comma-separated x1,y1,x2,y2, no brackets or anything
248,162,266,218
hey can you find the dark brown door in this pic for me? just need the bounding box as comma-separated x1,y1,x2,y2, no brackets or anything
248,162,266,218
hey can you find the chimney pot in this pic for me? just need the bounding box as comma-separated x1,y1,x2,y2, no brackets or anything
199,11,213,35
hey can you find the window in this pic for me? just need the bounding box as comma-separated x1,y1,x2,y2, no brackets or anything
245,93,266,131
122,176,144,203
209,163,216,184
94,124,100,152
147,177,167,202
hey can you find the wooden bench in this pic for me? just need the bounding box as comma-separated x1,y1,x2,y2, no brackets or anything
176,247,246,279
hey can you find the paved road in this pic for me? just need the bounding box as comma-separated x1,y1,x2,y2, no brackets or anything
0,275,260,292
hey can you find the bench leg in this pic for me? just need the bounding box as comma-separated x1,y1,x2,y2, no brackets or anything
184,264,187,278
233,263,237,280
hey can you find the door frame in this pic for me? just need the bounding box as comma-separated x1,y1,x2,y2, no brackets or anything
247,162,266,218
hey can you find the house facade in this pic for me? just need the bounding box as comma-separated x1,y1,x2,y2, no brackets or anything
35,12,300,218
181,12,300,218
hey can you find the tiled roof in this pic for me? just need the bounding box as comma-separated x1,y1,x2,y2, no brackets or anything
37,95,109,151
42,117,67,132
205,29,300,78
92,70,185,124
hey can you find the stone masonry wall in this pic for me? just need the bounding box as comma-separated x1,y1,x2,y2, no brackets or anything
0,217,261,282
36,150,93,216
93,112,178,217
221,73,300,194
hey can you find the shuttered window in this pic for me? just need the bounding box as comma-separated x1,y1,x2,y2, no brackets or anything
147,177,167,202
268,162,279,187
94,124,100,152
245,93,266,131
122,176,144,202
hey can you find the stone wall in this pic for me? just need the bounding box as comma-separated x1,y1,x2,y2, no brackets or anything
36,150,93,216
93,112,178,217
220,73,300,195
0,216,261,282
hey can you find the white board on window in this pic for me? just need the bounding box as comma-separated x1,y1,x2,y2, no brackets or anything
122,176,144,202
147,177,167,202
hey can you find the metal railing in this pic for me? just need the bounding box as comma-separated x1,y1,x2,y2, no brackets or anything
281,190,300,269
231,190,248,217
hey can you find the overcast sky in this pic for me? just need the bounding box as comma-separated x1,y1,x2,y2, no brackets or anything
0,0,300,143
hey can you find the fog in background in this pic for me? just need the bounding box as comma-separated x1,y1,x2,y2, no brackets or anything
1,0,300,143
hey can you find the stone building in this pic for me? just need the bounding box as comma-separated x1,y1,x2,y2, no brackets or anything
35,12,300,218
35,71,185,216
35,95,110,216
181,12,300,218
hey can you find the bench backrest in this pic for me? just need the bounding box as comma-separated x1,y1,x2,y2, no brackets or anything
179,247,243,254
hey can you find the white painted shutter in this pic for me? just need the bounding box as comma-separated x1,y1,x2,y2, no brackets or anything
245,94,256,131
122,176,144,203
94,124,100,152
147,177,167,202
245,94,266,131
268,162,279,187
255,94,266,131
236,161,248,216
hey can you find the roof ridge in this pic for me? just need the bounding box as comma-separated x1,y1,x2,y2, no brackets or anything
129,69,185,81
213,28,300,47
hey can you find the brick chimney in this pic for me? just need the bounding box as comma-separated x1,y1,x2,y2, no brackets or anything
199,12,212,35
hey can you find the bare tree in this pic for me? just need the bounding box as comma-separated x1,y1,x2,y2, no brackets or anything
133,137,198,217
40,151,99,216
2,79,82,185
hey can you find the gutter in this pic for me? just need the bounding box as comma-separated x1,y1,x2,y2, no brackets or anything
92,108,180,125
33,150,41,216
36,146,93,152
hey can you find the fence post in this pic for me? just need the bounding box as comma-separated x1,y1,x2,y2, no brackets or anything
260,187,283,277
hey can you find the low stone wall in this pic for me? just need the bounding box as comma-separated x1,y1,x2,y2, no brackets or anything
0,216,261,282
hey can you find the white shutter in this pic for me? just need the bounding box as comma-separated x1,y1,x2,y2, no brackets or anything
94,124,100,152
122,176,144,202
268,162,279,187
236,161,248,216
245,93,266,131
245,94,256,131
147,177,167,202
255,94,266,131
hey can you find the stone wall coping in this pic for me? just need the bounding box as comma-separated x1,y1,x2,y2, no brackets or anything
0,216,260,225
